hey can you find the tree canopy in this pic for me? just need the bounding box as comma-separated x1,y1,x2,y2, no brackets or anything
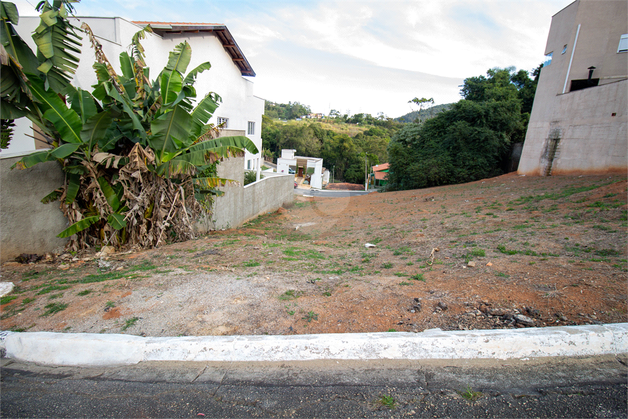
386,66,539,191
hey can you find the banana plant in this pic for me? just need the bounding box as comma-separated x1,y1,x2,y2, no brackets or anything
5,0,258,248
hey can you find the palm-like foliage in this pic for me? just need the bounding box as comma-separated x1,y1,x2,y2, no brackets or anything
2,1,258,250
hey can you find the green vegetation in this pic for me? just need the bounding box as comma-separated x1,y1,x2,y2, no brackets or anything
0,296,18,305
41,302,68,316
302,311,318,322
387,66,540,190
377,395,398,410
5,1,258,250
459,386,483,402
122,317,140,331
279,290,303,300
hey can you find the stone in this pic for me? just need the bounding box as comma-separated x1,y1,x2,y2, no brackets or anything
437,302,448,310
486,262,493,267
467,261,476,267
514,314,535,326
489,308,507,316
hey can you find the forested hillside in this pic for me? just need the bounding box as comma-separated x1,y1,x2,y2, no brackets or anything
386,66,541,191
395,103,453,123
261,111,402,183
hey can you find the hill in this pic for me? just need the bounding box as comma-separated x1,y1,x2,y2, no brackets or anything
395,103,453,123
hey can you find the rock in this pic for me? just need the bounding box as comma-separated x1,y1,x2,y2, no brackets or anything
0,282,14,297
364,243,377,248
525,307,540,317
486,262,493,267
98,259,112,269
96,246,116,258
489,308,507,316
514,314,535,326
467,261,476,267
437,302,448,310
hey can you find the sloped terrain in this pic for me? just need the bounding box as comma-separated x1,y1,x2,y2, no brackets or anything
1,173,626,336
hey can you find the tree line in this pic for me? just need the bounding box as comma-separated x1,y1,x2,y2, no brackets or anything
386,66,541,191
261,115,402,183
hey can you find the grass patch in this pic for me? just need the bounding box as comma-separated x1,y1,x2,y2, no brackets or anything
77,289,93,296
459,386,483,402
377,395,398,410
41,302,68,316
381,262,393,269
0,295,18,305
121,317,140,331
243,260,261,267
410,273,425,281
302,311,318,322
21,297,36,305
278,290,303,300
36,285,71,295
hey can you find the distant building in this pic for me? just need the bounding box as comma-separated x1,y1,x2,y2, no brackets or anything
277,149,324,189
371,163,390,187
518,0,627,176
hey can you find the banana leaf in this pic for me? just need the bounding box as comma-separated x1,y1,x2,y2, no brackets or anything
189,92,220,138
27,75,83,143
57,215,100,238
64,172,80,204
150,104,192,161
97,177,121,212
11,150,54,169
107,213,126,230
48,142,80,159
81,110,113,151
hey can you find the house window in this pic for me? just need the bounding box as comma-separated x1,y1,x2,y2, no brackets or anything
217,117,229,128
247,160,251,170
543,52,553,66
247,121,255,135
618,34,628,53
561,44,568,54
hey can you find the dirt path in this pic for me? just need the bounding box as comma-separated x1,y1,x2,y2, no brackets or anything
1,173,626,337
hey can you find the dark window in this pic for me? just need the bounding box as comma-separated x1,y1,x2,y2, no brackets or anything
570,78,600,92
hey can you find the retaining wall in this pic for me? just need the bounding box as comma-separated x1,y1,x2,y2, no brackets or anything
0,154,68,262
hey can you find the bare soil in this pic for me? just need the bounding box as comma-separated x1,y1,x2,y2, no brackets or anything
1,173,626,337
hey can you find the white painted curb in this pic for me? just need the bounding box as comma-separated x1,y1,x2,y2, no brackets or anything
1,323,627,367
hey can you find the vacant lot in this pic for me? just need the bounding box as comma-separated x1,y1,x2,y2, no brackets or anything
1,173,626,336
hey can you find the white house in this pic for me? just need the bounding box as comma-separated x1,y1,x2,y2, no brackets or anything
4,17,264,174
277,149,324,189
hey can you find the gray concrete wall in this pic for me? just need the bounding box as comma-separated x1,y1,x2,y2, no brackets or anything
0,155,68,262
210,156,293,230
519,80,627,175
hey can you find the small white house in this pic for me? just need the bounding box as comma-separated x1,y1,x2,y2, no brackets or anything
277,149,324,189
4,17,264,174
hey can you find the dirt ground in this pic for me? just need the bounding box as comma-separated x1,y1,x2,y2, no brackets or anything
1,173,626,337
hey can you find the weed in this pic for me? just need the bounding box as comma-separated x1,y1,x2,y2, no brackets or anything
394,272,408,277
302,311,318,322
381,262,393,269
496,272,510,278
122,317,139,331
378,395,398,410
48,293,64,300
21,297,36,305
279,290,303,300
459,386,482,401
471,249,486,257
36,285,71,295
410,273,425,281
1,295,18,305
41,302,68,316
77,289,93,296
399,281,412,286
243,260,261,267
105,301,115,308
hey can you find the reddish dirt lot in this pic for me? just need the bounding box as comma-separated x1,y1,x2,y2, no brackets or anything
1,173,626,337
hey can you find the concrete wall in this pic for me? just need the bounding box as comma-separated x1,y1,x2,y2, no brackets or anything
518,0,628,176
0,156,68,262
211,157,293,230
519,80,627,175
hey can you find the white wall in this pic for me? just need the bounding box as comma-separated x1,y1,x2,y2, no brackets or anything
4,17,262,161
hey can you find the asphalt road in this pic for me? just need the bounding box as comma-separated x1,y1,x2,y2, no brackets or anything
294,188,374,198
2,356,626,418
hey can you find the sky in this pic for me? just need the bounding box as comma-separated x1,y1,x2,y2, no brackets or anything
13,0,575,118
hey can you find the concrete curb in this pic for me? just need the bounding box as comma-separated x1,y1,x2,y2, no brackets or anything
1,323,627,367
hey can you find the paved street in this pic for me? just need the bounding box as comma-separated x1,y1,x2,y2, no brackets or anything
294,188,374,198
2,356,626,418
